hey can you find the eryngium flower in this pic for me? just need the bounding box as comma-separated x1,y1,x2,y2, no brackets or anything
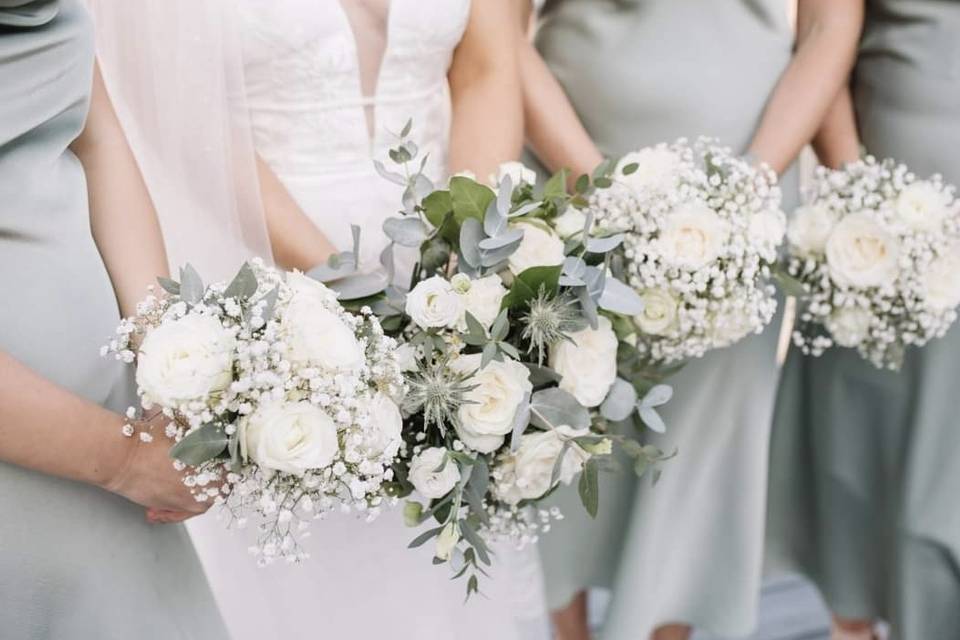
405,360,476,434
521,288,584,364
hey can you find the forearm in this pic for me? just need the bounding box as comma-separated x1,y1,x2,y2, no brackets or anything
0,351,128,489
447,0,523,180
257,155,337,271
748,0,864,173
74,63,168,317
520,37,603,181
812,86,861,168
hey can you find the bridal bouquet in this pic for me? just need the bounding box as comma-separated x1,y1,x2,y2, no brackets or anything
346,125,677,594
584,138,785,363
784,157,960,369
105,259,405,564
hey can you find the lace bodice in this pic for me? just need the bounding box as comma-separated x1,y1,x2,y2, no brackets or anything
237,0,470,181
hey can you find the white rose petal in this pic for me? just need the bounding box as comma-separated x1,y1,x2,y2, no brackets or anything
456,356,533,453
554,208,587,239
408,447,460,499
491,161,537,188
136,314,235,407
495,425,590,505
550,316,618,407
240,400,339,475
748,209,787,251
896,181,949,232
434,522,460,561
362,392,403,459
615,147,682,194
405,276,465,330
657,201,730,270
634,289,678,336
508,222,566,275
395,343,419,372
922,245,960,311
458,275,508,330
825,307,873,348
825,213,900,288
787,204,836,255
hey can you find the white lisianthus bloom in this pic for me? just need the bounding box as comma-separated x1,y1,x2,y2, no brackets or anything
361,392,403,459
615,147,682,194
282,275,364,371
394,343,419,372
549,315,618,407
405,276,465,330
507,222,566,275
787,204,836,255
491,161,537,187
240,400,339,475
554,208,587,238
748,209,787,251
136,314,235,407
434,522,460,561
922,245,960,310
634,289,678,336
825,307,873,347
457,274,507,330
896,181,949,232
657,201,731,270
454,354,533,453
825,213,900,288
495,425,591,505
408,447,460,498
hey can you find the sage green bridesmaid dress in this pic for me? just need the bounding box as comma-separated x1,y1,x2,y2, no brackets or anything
0,2,227,637
767,2,960,637
530,1,798,637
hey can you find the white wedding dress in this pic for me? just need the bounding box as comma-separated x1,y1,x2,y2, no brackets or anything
185,2,548,638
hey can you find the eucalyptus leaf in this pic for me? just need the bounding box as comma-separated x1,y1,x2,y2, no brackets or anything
582,265,606,302
422,190,453,229
585,233,624,254
495,174,513,220
574,174,590,194
549,441,572,487
600,378,638,422
509,393,532,452
374,159,406,186
501,265,562,309
380,242,396,282
497,341,520,359
577,285,599,329
638,405,667,434
481,342,499,368
484,198,509,240
169,423,228,466
326,271,390,300
593,158,617,179
383,216,428,247
578,459,599,518
179,264,204,305
598,277,645,315
308,253,357,282
157,276,180,295
621,162,639,176
641,384,673,408
508,201,541,218
412,172,433,200
477,227,524,251
459,521,491,566
542,169,569,200
530,388,590,430
400,118,413,138
257,286,280,324
479,238,523,268
450,176,495,223
223,262,258,300
490,309,509,342
459,218,483,269
522,363,563,386
408,525,444,549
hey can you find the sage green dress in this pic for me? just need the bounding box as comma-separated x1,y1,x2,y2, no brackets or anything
767,2,960,637
530,1,798,637
0,2,227,637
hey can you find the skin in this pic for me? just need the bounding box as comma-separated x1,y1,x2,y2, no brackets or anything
516,1,863,639
0,63,206,524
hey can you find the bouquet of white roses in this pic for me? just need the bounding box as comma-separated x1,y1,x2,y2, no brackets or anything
784,156,960,369
105,259,405,564
340,125,677,594
584,138,786,363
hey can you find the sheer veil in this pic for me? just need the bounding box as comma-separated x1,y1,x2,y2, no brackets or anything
85,0,272,282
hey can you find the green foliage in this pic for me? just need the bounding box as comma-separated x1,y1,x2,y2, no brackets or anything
501,265,563,310
169,423,229,466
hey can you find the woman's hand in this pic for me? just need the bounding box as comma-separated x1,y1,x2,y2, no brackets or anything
102,411,214,520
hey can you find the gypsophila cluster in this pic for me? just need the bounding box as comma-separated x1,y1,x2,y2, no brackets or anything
105,259,405,565
587,138,785,363
785,156,960,369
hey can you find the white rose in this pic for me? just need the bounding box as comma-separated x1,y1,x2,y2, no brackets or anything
434,522,460,561
657,201,730,270
896,181,949,232
451,169,477,182
408,447,460,498
457,275,508,330
922,245,960,311
825,307,873,347
825,213,900,288
549,315,618,407
554,208,587,239
615,147,682,194
361,392,403,459
748,209,787,251
633,289,678,336
787,204,836,255
282,277,364,371
455,354,533,453
240,400,339,475
395,343,419,372
405,276,465,330
137,314,235,407
495,425,590,505
508,222,566,274
491,161,537,188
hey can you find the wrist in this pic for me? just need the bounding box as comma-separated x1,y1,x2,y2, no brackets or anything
95,411,138,493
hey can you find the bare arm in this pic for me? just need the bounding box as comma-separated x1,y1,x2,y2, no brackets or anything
447,0,524,180
748,0,864,173
811,85,861,168
257,155,337,271
72,63,168,318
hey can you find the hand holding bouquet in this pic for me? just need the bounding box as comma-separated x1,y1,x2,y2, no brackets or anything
784,156,960,369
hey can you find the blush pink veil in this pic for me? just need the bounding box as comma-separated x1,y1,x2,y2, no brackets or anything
85,0,273,281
